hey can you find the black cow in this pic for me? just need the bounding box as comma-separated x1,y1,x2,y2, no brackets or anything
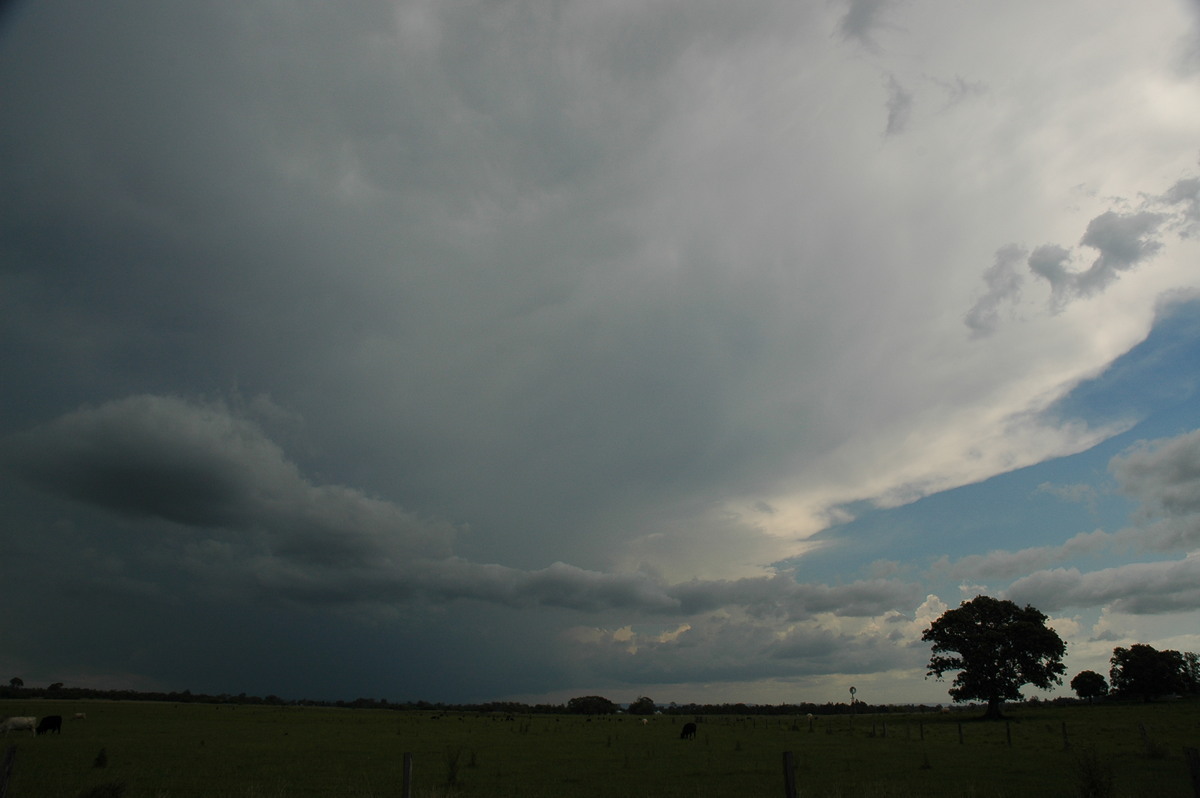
36,715,62,735
679,721,697,740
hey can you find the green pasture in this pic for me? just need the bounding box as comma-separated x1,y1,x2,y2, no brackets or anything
2,700,1198,797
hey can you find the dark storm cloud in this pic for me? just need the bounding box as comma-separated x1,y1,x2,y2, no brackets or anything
1112,429,1200,515
964,244,1027,336
839,0,894,50
1032,211,1165,309
4,395,920,621
4,395,456,564
884,74,913,136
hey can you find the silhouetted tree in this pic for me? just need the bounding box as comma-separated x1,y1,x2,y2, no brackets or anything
1183,651,1200,694
566,695,618,715
922,595,1066,719
1109,644,1187,702
1070,670,1108,702
8,677,22,689
627,696,656,715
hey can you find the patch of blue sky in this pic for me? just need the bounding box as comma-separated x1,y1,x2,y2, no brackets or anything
1047,296,1200,439
785,297,1200,587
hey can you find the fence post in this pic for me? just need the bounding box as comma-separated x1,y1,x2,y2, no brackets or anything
958,722,964,745
402,752,413,798
0,746,16,798
782,751,797,798
1184,747,1200,798
1062,721,1070,751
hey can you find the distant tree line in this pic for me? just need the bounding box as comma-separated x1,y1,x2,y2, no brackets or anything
7,637,1196,713
0,679,1025,716
1071,643,1200,703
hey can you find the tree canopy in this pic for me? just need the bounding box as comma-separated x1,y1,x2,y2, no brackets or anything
1069,670,1108,702
922,595,1066,719
1109,644,1195,702
565,695,618,715
627,696,656,715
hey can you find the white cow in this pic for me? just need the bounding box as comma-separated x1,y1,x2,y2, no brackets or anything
0,716,37,735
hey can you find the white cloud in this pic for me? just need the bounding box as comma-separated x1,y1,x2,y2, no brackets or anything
931,529,1114,582
1005,554,1200,615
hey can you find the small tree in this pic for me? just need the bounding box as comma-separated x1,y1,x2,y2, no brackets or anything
922,595,1066,719
1070,670,1108,702
627,696,656,715
8,677,22,689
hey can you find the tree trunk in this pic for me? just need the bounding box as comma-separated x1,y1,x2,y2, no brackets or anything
983,697,1004,719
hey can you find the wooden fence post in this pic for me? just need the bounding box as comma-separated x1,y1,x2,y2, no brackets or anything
782,751,797,798
958,722,964,745
1062,721,1070,751
0,746,16,798
402,751,413,798
1184,747,1200,798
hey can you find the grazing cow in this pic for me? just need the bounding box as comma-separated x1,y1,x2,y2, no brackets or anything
641,718,648,726
74,713,87,720
679,721,697,740
0,716,37,736
37,715,63,735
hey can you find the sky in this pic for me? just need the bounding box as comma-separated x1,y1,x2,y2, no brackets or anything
2,0,1200,708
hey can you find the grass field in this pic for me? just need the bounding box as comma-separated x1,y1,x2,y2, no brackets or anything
2,699,1198,797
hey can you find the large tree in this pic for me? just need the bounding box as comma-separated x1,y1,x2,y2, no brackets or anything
922,595,1066,719
627,696,656,715
1109,644,1189,702
566,695,618,715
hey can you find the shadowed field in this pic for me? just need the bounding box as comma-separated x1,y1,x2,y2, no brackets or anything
1,700,1197,797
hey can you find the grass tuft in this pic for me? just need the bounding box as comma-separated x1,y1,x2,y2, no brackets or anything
1073,748,1114,798
76,781,125,798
